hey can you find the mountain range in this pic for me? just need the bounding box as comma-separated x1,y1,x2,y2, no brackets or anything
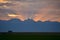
0,18,60,32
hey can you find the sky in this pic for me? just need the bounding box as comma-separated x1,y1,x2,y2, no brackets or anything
0,0,60,22
0,0,60,32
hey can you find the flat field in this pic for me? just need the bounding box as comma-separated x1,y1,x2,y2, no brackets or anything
0,32,60,40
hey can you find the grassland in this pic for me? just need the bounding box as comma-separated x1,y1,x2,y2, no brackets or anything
0,32,60,40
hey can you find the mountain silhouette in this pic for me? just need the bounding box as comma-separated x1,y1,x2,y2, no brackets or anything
0,18,60,32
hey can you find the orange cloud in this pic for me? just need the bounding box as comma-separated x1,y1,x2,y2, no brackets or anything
17,15,26,21
33,5,60,22
0,17,11,21
7,13,25,21
8,14,18,18
0,0,8,3
0,0,60,22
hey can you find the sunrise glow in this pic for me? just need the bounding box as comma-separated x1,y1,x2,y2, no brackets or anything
0,0,60,22
0,0,8,3
8,14,18,17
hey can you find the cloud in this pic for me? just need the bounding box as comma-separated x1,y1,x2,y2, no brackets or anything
0,0,60,22
33,4,60,22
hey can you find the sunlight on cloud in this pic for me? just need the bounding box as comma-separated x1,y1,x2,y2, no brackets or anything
0,0,60,22
0,0,8,3
8,14,18,17
7,13,25,21
33,4,60,22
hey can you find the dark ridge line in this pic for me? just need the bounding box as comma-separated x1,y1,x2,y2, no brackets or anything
0,18,60,23
0,32,60,35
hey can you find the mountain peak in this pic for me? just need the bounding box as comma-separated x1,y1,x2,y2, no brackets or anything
8,18,22,22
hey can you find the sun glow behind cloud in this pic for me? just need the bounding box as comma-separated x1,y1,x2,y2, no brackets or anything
0,0,8,3
7,13,26,21
0,0,60,22
8,14,18,17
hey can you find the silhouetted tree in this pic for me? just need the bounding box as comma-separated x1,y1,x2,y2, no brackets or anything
8,30,12,33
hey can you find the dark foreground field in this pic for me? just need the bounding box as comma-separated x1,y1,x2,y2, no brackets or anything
0,32,60,40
